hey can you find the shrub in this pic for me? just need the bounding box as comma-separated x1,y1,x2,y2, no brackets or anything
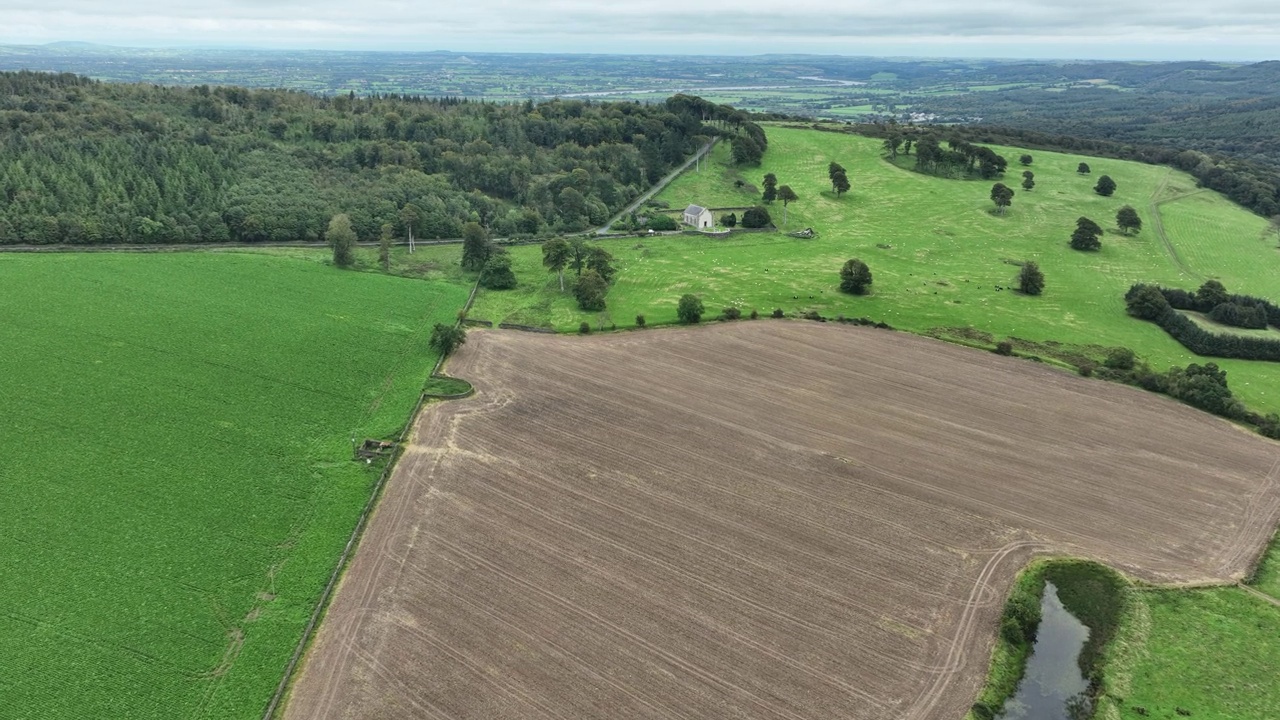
741,206,772,228
749,309,759,320
1094,175,1117,197
971,702,997,720
722,306,741,320
677,294,704,324
771,308,784,318
1077,162,1091,174
429,323,466,356
1104,347,1136,370
635,314,646,328
646,214,678,231
995,340,1014,356
1077,361,1096,377
578,321,591,334
801,310,825,321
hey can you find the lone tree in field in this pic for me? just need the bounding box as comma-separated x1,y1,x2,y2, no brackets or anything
990,183,1014,215
461,222,492,271
327,213,357,268
762,173,778,203
1071,216,1103,251
1077,162,1091,174
429,323,466,356
677,293,705,324
832,169,851,197
839,258,873,295
1020,154,1033,166
379,223,394,271
1094,175,1117,197
1017,261,1045,295
828,162,846,191
1021,171,1035,191
777,185,799,224
573,269,608,311
542,237,571,292
1116,205,1142,235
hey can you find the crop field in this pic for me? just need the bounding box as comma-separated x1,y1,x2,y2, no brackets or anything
0,252,470,718
285,322,1280,720
469,127,1280,415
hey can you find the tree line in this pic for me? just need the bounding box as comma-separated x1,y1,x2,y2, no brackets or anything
1125,282,1280,362
0,72,764,245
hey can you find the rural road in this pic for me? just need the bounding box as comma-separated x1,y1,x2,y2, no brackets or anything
596,138,717,234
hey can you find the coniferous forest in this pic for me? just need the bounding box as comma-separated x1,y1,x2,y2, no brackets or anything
0,72,759,245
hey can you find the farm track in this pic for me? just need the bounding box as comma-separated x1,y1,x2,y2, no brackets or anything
1149,170,1206,280
285,322,1280,720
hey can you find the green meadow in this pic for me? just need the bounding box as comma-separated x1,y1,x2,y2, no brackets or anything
469,126,1280,414
0,252,470,718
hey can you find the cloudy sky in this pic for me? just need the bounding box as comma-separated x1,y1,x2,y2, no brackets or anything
2,0,1278,60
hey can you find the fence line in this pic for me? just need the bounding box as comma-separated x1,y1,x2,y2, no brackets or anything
262,275,482,719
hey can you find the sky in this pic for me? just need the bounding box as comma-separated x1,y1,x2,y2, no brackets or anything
2,0,1278,61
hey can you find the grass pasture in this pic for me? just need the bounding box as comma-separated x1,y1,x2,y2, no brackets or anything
0,252,469,718
470,126,1280,414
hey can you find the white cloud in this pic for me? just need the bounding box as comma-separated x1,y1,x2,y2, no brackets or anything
1,0,1278,59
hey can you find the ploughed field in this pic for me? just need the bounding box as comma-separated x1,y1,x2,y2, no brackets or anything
287,322,1280,720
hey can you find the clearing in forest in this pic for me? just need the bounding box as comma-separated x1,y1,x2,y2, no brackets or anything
286,322,1280,720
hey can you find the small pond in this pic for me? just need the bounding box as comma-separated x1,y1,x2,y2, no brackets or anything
998,581,1093,720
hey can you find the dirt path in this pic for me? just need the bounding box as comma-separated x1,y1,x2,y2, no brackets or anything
1148,169,1205,281
284,323,1280,720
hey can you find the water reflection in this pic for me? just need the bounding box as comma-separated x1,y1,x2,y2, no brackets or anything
998,582,1093,720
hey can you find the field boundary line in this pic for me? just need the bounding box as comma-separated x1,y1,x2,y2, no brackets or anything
261,275,482,720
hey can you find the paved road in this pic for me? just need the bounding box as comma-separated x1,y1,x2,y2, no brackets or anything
597,138,718,235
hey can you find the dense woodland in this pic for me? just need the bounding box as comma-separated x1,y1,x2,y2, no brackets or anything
0,72,760,244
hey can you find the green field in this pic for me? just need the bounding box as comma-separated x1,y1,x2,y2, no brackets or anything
0,252,470,718
469,126,1280,414
1099,582,1280,720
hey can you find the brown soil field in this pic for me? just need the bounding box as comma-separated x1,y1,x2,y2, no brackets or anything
285,321,1280,720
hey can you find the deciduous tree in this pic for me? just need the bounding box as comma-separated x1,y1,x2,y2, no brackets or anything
839,258,873,295
1020,154,1033,166
461,222,491,271
573,269,608,311
480,250,517,289
327,213,356,268
677,293,704,323
542,237,571,292
1017,261,1044,295
1094,175,1116,197
1077,162,1091,174
429,323,466,356
832,170,851,197
777,185,798,224
990,183,1014,214
1021,170,1035,191
1116,205,1142,235
1071,216,1102,251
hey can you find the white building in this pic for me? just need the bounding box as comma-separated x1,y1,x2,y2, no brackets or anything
682,204,714,229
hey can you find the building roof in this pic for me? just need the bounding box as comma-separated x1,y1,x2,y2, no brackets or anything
683,204,707,215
